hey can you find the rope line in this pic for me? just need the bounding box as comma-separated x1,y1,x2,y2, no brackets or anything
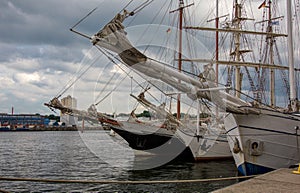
0,175,258,184
70,7,98,30
55,53,101,98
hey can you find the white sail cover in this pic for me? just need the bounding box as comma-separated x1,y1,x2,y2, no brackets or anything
45,98,117,125
91,11,253,114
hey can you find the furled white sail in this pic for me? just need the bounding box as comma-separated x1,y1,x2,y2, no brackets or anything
45,98,117,126
91,10,253,114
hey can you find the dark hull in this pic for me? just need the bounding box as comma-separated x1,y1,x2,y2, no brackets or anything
110,125,172,150
110,125,194,161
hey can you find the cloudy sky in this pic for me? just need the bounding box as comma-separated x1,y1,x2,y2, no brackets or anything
0,0,216,115
0,0,147,115
0,0,296,115
0,0,93,114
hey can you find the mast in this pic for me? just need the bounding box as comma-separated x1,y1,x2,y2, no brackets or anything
170,0,194,120
287,0,297,111
169,0,193,119
215,0,219,84
233,0,242,98
177,0,184,120
215,0,219,118
267,1,276,107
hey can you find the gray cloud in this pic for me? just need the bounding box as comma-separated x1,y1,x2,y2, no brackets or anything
0,0,225,114
0,0,294,115
0,0,157,114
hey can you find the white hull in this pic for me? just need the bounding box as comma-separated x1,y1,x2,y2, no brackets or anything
178,123,232,160
225,107,300,175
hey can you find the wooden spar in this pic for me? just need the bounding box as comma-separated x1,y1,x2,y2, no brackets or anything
255,16,284,25
70,28,92,40
184,26,287,37
179,58,290,70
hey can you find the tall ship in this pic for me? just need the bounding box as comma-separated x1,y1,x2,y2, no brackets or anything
83,0,300,175
186,0,300,175
46,0,233,164
222,0,300,175
46,0,299,174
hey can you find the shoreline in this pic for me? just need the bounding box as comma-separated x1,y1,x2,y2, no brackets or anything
0,126,107,132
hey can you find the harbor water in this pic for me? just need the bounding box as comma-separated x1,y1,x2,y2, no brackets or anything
0,131,238,192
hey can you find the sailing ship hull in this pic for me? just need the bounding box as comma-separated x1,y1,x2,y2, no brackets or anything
108,122,194,161
193,135,232,161
225,108,300,175
109,121,232,161
176,127,232,161
109,122,176,150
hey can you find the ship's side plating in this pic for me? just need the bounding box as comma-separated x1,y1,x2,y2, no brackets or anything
225,108,300,175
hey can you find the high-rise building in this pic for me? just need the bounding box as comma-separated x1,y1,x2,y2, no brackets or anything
60,95,78,126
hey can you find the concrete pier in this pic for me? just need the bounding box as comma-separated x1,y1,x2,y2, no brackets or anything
213,168,300,193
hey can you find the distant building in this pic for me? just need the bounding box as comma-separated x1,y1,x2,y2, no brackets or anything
61,95,77,108
60,95,78,126
0,113,46,129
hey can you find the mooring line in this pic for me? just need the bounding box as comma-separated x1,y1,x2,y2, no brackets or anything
0,190,10,193
0,175,258,184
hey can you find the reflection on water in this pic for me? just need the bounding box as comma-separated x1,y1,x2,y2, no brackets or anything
0,131,238,192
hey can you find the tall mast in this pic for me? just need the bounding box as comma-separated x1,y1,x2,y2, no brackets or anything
177,0,184,120
215,0,219,118
267,1,276,107
215,0,219,84
287,0,297,111
170,0,193,119
233,0,242,98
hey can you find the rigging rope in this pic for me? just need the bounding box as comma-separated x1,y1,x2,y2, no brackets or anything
130,0,154,16
93,46,165,106
70,7,98,30
135,0,170,54
119,0,154,20
0,175,257,184
92,48,208,136
148,58,276,110
55,53,102,99
120,0,134,14
93,46,130,106
95,73,127,106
